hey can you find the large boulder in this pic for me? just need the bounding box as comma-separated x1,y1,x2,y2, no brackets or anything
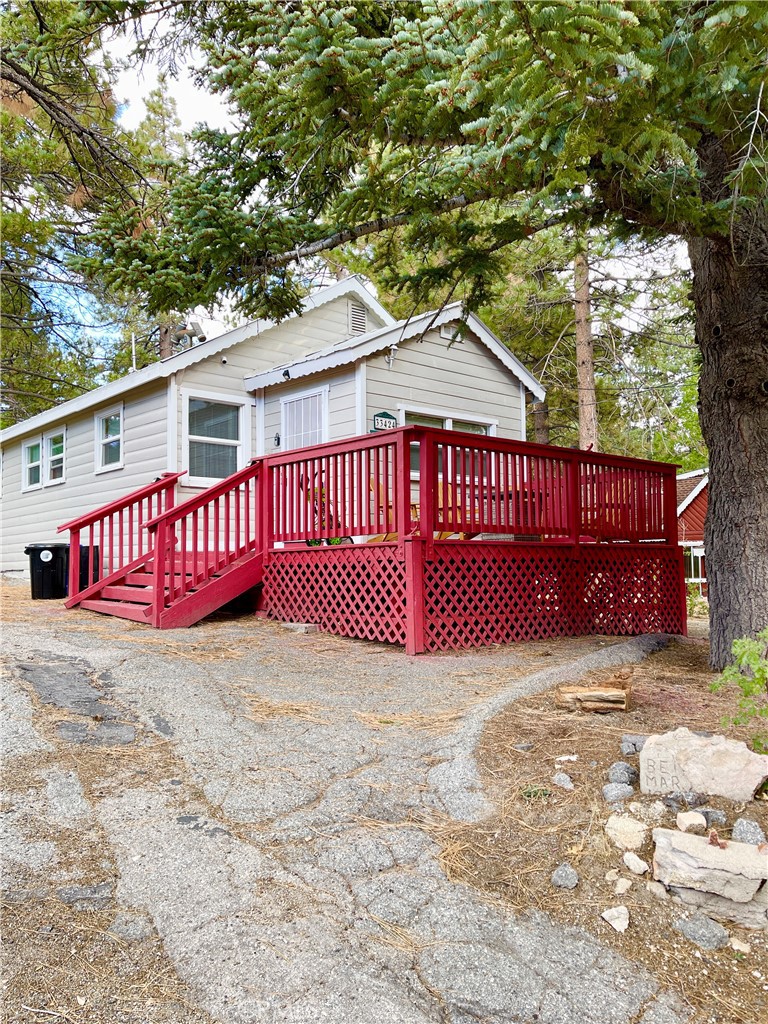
640,728,768,802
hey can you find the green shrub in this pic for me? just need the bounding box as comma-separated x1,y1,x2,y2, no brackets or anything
710,627,768,753
686,583,708,617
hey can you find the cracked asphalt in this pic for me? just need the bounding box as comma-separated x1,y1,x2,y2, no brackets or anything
1,590,690,1024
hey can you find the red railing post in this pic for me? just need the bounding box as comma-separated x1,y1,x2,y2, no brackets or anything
67,527,80,599
395,429,414,557
150,518,167,628
404,536,426,655
259,458,271,563
567,451,581,546
419,429,436,560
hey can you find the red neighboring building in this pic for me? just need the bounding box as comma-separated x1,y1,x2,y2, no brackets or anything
677,468,708,595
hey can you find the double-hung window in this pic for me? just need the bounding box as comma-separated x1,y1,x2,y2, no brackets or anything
22,440,42,490
45,431,65,484
95,406,123,473
183,391,248,485
22,429,67,490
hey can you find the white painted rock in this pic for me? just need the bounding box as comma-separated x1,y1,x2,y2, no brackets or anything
605,814,647,851
623,851,650,875
602,905,630,932
676,810,707,834
653,828,768,903
640,728,768,801
615,878,633,895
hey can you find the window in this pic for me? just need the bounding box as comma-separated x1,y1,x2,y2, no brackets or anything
281,388,328,451
44,430,65,485
181,390,249,485
21,430,67,490
401,409,494,475
23,440,42,490
95,406,123,472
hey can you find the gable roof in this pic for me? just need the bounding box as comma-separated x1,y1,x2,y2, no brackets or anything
243,302,546,401
677,468,708,516
1,277,394,444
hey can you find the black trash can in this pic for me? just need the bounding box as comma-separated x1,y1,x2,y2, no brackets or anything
24,542,69,600
78,545,100,592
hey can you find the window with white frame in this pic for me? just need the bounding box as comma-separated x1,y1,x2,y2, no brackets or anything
401,409,494,474
184,393,246,483
44,430,65,485
95,406,123,472
22,439,42,490
281,388,327,451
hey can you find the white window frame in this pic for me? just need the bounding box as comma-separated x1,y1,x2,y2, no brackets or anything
181,388,251,488
280,384,329,452
94,404,124,474
43,428,66,486
22,437,43,492
398,404,498,482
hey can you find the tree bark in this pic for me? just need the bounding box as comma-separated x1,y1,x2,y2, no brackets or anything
690,219,768,669
532,400,550,444
574,249,599,451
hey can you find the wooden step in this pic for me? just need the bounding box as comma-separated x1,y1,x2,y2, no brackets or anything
100,584,154,604
79,599,153,622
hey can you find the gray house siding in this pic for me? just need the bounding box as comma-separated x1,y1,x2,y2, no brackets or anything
1,384,168,571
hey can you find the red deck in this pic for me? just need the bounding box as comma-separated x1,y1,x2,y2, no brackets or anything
59,428,686,653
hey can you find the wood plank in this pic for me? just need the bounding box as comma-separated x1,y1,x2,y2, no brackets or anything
100,585,154,604
79,599,153,622
555,684,630,713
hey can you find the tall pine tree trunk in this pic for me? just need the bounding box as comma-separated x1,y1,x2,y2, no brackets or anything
690,224,768,669
574,250,599,451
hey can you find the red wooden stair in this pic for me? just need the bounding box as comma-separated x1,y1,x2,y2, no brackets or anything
58,463,264,629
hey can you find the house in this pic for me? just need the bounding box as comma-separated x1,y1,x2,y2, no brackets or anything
677,468,708,595
0,277,544,572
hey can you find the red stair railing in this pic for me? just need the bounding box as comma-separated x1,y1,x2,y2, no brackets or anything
144,460,262,626
58,472,185,606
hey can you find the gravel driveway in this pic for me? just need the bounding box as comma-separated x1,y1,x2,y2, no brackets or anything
1,584,689,1023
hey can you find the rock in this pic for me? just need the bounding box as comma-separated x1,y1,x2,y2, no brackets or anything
56,882,113,910
730,937,751,954
629,800,667,823
623,851,650,875
603,782,635,803
512,742,533,752
605,814,647,850
552,772,574,791
646,880,669,901
551,863,579,889
669,880,768,930
676,811,707,834
555,754,578,762
608,761,639,786
652,828,768,909
700,808,727,828
281,622,318,634
601,905,630,932
674,913,730,950
621,734,647,755
615,878,633,895
640,728,768,802
732,818,766,846
605,868,620,882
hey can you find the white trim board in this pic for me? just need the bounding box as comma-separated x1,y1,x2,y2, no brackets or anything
677,474,708,516
1,277,393,445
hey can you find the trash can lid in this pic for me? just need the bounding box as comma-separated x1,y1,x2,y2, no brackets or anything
24,542,69,551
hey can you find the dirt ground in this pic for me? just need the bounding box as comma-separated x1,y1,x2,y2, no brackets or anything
434,626,768,1024
3,579,767,1024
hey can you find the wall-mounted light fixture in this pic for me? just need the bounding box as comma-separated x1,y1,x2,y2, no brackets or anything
282,369,291,381
384,344,398,369
273,433,281,447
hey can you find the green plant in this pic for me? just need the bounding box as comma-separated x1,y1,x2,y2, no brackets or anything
686,584,708,618
710,627,768,752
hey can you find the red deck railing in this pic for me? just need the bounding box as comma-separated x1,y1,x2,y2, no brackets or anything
258,427,678,548
58,472,185,606
144,461,262,625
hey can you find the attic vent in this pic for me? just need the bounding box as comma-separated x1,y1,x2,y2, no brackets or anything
349,301,368,335
440,323,461,341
